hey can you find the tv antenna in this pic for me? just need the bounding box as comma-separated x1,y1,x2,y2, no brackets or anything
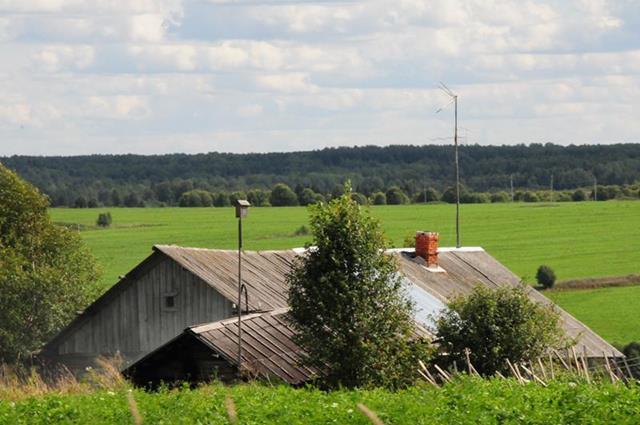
436,82,461,248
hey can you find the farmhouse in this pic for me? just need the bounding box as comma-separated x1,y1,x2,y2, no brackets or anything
41,233,621,384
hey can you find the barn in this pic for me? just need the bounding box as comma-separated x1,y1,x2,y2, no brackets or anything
41,232,622,383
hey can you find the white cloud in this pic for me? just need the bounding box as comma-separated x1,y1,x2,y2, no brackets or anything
0,0,639,155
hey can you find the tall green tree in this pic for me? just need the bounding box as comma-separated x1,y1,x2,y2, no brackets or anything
0,164,100,362
287,185,430,389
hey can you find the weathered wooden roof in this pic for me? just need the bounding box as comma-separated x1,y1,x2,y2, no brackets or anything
154,245,296,311
189,308,318,385
397,248,622,357
155,244,621,357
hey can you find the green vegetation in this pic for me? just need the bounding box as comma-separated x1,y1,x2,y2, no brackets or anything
546,285,640,348
288,187,429,389
47,201,640,345
49,201,640,289
536,265,557,289
3,378,640,424
4,144,640,207
0,164,99,362
436,285,565,375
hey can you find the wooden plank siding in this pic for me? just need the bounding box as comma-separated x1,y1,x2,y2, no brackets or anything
46,254,234,374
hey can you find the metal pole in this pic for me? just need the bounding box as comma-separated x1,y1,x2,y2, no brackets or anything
237,216,242,375
454,95,460,248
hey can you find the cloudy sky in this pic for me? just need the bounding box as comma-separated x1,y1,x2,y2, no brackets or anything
0,0,638,156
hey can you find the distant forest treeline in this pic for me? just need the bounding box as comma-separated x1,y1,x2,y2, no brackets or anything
2,143,640,207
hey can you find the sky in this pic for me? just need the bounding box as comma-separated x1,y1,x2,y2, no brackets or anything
0,0,639,156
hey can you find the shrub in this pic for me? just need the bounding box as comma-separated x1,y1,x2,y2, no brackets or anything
523,192,539,202
179,189,214,207
622,342,640,378
96,212,112,228
350,192,367,205
536,265,556,289
572,189,587,202
298,188,318,206
385,186,409,205
435,285,566,375
371,192,386,205
288,184,430,389
490,192,510,203
293,225,309,236
270,183,299,206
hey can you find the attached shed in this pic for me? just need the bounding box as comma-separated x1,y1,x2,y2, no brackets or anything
126,308,318,386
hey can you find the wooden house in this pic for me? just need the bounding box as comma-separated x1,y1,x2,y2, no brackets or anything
42,234,622,383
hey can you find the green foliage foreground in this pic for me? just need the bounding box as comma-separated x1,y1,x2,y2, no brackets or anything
2,378,640,424
436,285,566,376
0,164,99,362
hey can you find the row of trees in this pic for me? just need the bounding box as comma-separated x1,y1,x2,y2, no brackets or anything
68,182,640,208
4,143,640,207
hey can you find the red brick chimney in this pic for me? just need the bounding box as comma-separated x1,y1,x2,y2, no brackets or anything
415,231,439,268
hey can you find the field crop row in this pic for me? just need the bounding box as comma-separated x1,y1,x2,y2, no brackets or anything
2,378,640,424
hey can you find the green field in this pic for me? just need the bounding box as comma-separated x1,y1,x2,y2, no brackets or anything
3,378,640,424
50,201,640,345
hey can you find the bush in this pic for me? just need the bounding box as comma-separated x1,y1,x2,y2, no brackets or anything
350,192,368,205
536,265,556,289
490,192,510,203
288,184,430,389
622,342,640,378
385,186,409,205
371,192,386,205
413,187,440,203
270,183,299,206
179,189,214,207
298,188,318,206
523,192,539,202
293,225,310,236
96,212,112,227
435,285,566,375
213,192,231,207
572,189,587,202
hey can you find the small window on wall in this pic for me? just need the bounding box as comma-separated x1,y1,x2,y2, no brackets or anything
163,292,177,311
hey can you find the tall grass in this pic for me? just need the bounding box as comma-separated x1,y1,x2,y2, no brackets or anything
0,357,125,401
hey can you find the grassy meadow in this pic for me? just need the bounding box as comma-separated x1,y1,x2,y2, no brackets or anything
50,201,640,345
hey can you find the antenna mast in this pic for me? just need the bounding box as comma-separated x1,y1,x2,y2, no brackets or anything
438,82,461,248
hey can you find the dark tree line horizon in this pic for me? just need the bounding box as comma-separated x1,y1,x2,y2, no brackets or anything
2,143,639,207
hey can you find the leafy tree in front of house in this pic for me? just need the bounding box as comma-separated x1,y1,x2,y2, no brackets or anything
435,285,566,376
287,184,431,389
0,164,100,363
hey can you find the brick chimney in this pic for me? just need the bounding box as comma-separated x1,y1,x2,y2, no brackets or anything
415,231,439,268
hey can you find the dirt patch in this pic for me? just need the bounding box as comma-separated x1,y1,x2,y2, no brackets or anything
551,274,640,291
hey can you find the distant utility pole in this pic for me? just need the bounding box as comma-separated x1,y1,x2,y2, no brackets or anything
510,175,514,202
437,82,461,248
593,177,598,201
